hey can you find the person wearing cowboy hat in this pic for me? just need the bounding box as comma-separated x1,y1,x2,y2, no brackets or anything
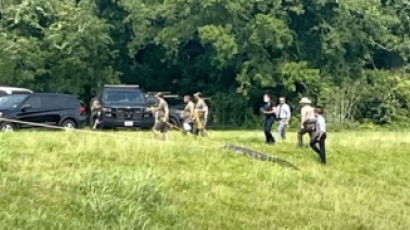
298,97,316,147
193,92,208,136
149,92,170,141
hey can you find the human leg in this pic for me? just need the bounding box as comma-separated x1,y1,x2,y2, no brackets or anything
298,128,307,146
319,134,327,164
264,118,275,143
310,132,321,154
277,121,286,140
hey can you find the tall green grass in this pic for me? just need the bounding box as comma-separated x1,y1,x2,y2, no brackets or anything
0,130,409,229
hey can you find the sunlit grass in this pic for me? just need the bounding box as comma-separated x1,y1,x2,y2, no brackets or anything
0,130,409,229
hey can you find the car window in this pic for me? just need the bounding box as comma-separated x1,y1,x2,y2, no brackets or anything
61,97,80,108
23,95,42,109
103,90,145,105
11,90,31,95
41,96,62,109
0,95,28,109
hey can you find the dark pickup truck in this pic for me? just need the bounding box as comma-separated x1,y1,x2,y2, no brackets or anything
94,85,212,129
94,85,155,129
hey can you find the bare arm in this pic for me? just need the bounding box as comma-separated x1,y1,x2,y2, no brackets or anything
204,105,209,121
164,105,169,122
286,105,291,123
188,103,194,120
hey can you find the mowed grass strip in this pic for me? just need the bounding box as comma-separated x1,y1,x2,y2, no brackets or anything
0,130,409,229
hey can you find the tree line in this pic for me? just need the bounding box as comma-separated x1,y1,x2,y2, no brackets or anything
0,0,409,126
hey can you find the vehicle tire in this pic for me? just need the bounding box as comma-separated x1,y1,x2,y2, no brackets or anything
169,117,180,127
61,119,77,129
0,122,17,132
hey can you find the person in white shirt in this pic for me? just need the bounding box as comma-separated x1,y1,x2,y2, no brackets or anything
298,97,316,147
310,107,327,165
276,97,291,140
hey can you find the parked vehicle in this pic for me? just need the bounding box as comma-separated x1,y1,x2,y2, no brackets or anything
0,93,86,132
0,86,33,97
95,85,155,129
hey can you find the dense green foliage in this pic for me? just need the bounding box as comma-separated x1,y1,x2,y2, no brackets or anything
0,130,409,229
0,0,409,125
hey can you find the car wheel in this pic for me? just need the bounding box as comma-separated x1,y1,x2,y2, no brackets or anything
0,122,16,132
169,117,180,127
62,119,77,129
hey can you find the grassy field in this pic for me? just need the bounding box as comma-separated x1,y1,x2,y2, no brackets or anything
0,129,409,230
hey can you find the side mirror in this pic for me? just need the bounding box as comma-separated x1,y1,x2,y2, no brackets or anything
21,104,32,112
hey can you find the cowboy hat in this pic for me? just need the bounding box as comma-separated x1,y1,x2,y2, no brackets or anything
299,97,312,104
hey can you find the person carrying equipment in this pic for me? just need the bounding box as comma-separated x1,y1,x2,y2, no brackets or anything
310,107,327,165
182,95,195,135
298,97,316,147
193,92,208,136
260,93,276,144
149,93,170,141
91,100,103,130
276,96,291,140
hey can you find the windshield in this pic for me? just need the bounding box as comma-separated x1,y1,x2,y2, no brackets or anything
0,95,28,109
103,91,145,105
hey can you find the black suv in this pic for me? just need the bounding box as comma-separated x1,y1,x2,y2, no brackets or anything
95,85,155,129
0,93,86,131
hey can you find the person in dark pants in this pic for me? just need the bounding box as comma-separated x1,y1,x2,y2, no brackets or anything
182,95,195,135
91,100,103,130
260,94,276,144
310,107,327,164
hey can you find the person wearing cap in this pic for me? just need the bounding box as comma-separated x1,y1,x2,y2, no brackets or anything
298,97,316,147
182,95,195,135
193,92,208,136
260,93,276,144
310,107,327,164
276,96,291,140
150,93,170,141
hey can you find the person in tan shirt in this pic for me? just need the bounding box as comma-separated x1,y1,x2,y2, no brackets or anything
150,93,169,141
182,95,195,135
298,97,316,147
193,92,208,137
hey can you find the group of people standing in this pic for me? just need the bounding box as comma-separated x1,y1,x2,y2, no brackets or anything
90,91,326,164
261,95,327,165
150,92,208,141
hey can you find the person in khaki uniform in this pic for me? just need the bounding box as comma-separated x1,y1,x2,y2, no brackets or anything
298,97,316,147
182,95,195,135
193,92,208,137
150,93,169,141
